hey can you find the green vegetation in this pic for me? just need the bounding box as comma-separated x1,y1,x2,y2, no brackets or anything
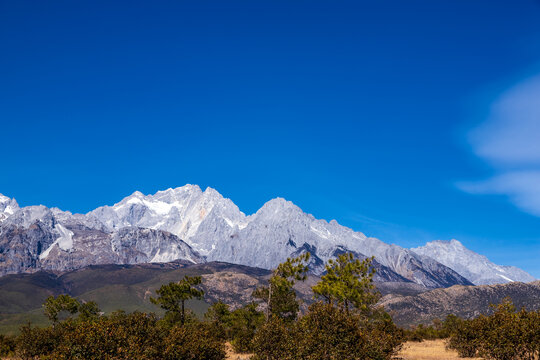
445,298,540,359
250,254,403,360
0,334,15,357
312,253,378,313
403,315,460,342
0,264,215,334
150,275,204,326
253,252,310,322
401,298,540,360
14,312,225,360
0,254,407,359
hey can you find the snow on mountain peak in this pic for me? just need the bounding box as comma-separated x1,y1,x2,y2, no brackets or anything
412,240,536,285
1,184,530,288
88,185,247,249
257,197,305,217
0,193,19,218
0,193,11,204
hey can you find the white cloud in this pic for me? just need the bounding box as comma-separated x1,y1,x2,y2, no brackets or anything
460,73,540,217
469,74,540,166
458,171,540,217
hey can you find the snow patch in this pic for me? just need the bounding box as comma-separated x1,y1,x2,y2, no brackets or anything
151,248,175,263
223,217,236,228
498,274,514,282
310,225,329,239
39,224,74,260
150,247,197,264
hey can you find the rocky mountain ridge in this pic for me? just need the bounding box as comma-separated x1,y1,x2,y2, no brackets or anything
0,185,534,288
412,239,535,285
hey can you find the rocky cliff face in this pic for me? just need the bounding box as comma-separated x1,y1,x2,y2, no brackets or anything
0,185,532,288
0,203,202,276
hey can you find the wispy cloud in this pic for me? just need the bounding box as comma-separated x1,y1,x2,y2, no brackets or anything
459,73,540,216
458,171,540,217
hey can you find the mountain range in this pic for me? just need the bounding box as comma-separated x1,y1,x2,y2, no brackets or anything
0,185,535,289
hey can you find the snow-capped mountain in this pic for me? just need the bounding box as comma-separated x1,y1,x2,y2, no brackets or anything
0,203,202,276
86,186,472,288
0,185,532,288
412,240,535,285
88,185,247,257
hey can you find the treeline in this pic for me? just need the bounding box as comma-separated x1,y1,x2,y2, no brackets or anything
403,314,461,342
0,253,405,360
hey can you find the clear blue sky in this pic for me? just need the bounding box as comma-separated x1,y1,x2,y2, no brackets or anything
1,1,540,277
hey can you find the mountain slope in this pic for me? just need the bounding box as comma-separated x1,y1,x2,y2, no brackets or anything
0,204,203,276
412,240,536,285
379,280,540,326
0,261,536,333
0,260,427,334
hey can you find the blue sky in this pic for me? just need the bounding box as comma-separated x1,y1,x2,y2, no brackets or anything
1,0,540,277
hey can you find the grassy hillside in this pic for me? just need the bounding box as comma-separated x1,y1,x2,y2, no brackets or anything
0,262,259,334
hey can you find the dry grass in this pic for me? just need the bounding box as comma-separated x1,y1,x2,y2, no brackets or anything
397,339,482,360
225,342,253,360
223,339,479,360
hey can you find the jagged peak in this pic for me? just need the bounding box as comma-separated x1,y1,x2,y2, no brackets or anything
119,185,206,204
0,193,19,208
0,193,11,203
256,197,304,215
131,190,144,198
202,186,225,199
260,197,295,208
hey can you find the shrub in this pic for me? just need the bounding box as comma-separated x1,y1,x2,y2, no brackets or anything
0,334,15,357
163,323,225,360
446,315,484,358
204,301,232,340
251,317,297,360
48,311,164,359
229,302,265,353
252,302,403,360
16,324,61,359
446,299,540,360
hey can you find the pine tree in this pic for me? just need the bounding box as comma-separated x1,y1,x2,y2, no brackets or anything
312,253,379,314
151,275,204,325
43,294,81,324
254,252,310,322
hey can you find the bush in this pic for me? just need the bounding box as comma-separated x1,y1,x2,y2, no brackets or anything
163,323,226,360
0,334,15,357
446,299,540,360
252,302,403,360
14,311,226,360
251,317,297,360
228,303,265,353
63,312,162,359
16,324,61,359
446,315,484,357
204,301,232,340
